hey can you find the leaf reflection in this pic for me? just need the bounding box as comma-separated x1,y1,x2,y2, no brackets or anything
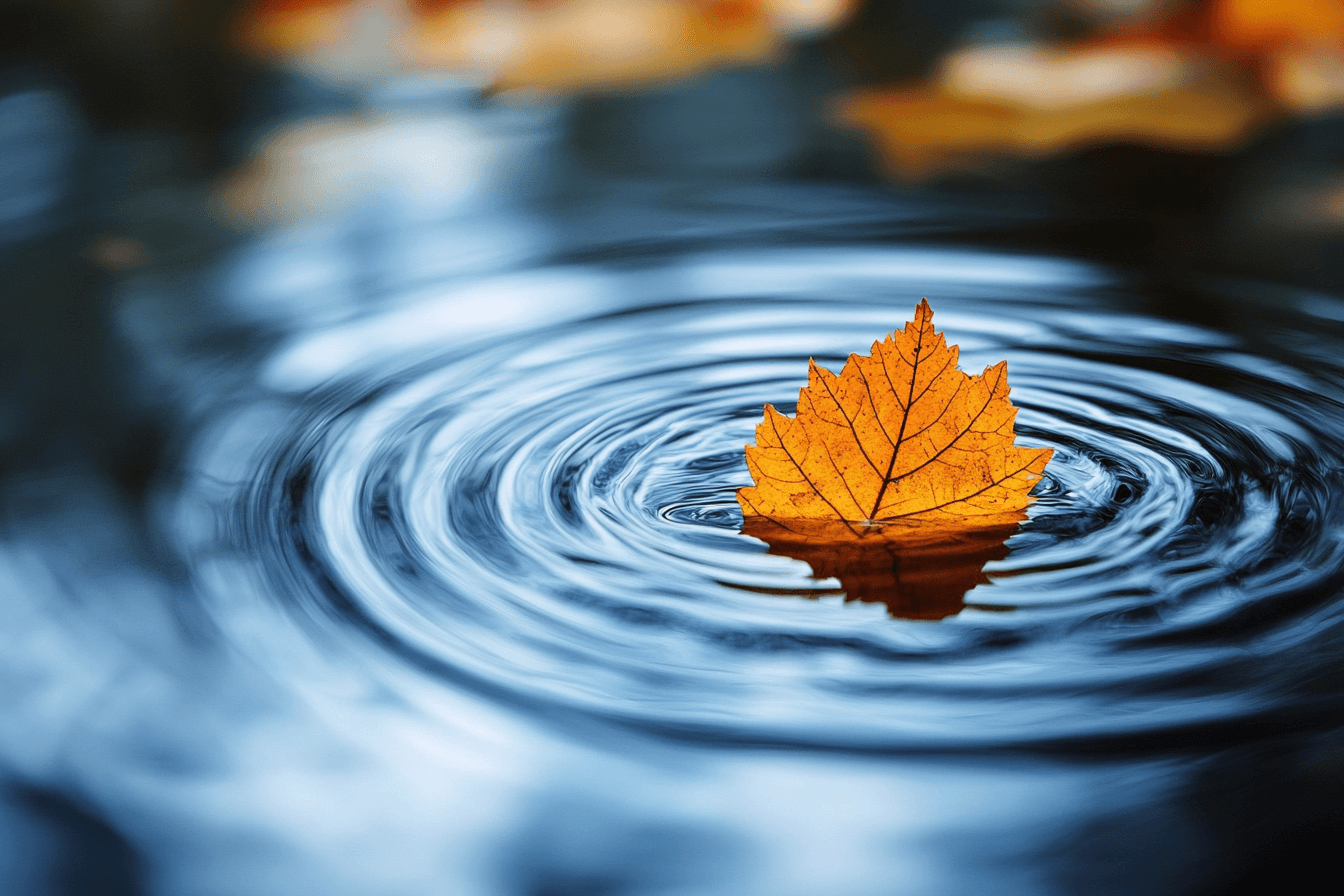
742,514,1024,620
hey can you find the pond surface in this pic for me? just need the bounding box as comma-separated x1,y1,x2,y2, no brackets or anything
187,242,1344,756
4,91,1344,894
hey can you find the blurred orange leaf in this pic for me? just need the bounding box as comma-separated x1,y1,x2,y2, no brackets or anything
410,0,780,95
240,0,348,53
738,299,1052,525
1210,0,1344,55
839,72,1271,179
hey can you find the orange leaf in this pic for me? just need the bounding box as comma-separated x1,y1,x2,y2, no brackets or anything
737,299,1052,525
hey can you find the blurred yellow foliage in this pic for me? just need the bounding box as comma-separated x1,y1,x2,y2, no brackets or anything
840,54,1270,178
1210,0,1344,54
239,0,853,95
410,0,780,93
240,0,348,53
838,0,1344,179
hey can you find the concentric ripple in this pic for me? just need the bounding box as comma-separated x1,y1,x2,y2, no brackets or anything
183,248,1344,751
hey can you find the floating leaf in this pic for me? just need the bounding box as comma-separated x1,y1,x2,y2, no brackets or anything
737,298,1052,525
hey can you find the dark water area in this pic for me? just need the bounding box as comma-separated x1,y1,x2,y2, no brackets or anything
5,24,1344,896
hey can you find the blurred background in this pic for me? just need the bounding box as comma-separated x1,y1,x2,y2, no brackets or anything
3,1,1344,894
5,0,1344,482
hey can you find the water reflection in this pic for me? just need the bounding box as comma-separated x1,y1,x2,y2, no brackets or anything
742,516,1021,619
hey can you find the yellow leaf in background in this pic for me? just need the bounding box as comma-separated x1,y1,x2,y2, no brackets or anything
838,78,1270,180
738,299,1052,525
239,0,348,54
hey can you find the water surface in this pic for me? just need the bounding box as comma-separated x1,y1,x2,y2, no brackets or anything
7,168,1344,893
177,243,1344,757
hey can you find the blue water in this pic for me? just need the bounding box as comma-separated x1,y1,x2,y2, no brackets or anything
4,79,1344,895
187,246,1344,757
